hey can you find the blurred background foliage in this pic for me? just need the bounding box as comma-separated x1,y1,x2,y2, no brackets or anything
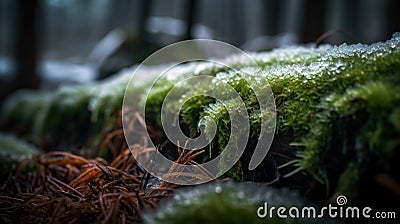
0,0,399,101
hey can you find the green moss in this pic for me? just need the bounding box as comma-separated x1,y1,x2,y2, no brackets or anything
0,133,39,175
336,163,359,200
144,182,331,224
1,73,129,147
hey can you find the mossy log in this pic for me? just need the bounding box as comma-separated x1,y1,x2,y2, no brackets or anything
1,33,400,205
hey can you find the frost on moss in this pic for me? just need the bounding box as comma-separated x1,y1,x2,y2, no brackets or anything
1,33,400,201
144,33,400,197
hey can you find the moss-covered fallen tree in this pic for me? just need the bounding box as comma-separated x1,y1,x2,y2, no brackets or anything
1,33,400,207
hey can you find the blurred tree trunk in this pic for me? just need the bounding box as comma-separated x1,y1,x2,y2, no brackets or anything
15,0,40,89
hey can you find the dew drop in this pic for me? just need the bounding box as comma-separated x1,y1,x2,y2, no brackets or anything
215,186,222,194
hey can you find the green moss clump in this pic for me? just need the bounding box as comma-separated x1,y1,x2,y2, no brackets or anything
144,181,332,224
335,163,359,200
0,133,39,176
1,72,130,147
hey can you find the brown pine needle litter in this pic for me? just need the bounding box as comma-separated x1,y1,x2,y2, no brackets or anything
0,110,208,223
0,147,205,223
